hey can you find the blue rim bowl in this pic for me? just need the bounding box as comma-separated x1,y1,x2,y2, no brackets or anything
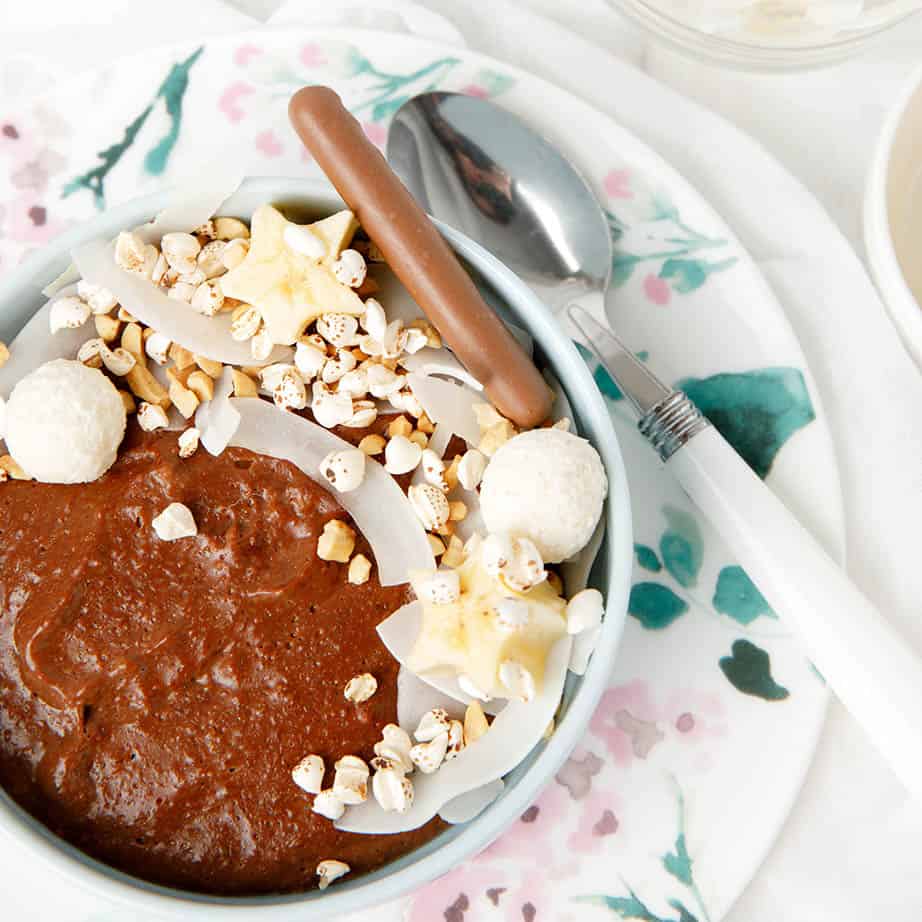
0,176,632,919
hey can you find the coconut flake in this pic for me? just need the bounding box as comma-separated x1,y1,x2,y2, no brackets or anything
407,373,481,446
397,666,464,733
228,398,433,586
400,348,483,391
0,288,88,400
439,779,505,825
194,367,240,455
72,239,287,367
336,637,571,834
378,602,502,715
41,265,81,299
134,161,244,244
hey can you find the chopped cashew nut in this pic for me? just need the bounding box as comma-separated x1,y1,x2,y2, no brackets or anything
463,701,489,745
317,519,356,562
348,554,372,585
152,503,197,541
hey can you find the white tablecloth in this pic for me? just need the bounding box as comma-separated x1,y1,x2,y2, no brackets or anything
3,2,922,919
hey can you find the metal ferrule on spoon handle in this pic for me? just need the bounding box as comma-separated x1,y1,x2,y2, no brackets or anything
646,387,922,801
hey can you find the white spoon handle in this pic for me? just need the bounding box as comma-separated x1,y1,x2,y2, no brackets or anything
669,424,922,800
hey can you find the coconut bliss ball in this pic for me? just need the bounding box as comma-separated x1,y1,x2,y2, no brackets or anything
479,428,607,563
4,359,127,484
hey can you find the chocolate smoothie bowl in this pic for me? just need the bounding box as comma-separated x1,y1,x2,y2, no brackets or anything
0,92,631,919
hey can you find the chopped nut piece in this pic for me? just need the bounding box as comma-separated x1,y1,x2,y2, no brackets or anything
427,534,446,557
186,370,215,403
117,307,137,323
312,789,345,821
348,554,372,585
0,342,8,369
166,365,193,388
317,519,356,563
441,535,465,569
448,501,468,522
0,455,30,480
463,701,489,745
473,402,506,431
117,390,136,415
194,355,223,379
231,368,259,398
169,343,196,370
342,399,377,428
386,414,413,438
344,673,378,703
479,419,516,457
292,755,325,795
94,314,121,342
416,412,435,434
214,216,250,240
137,402,170,431
358,434,385,456
120,322,144,360
152,502,197,541
169,380,200,420
316,860,350,891
444,456,461,491
178,428,200,459
408,430,428,450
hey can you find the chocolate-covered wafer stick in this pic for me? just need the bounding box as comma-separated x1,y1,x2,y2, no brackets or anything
289,86,552,429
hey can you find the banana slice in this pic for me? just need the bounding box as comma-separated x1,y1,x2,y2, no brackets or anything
221,205,364,345
408,554,567,700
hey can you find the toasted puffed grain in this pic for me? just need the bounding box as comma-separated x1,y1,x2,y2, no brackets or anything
169,343,196,370
186,370,215,403
118,390,136,415
127,363,170,408
231,369,259,398
194,355,223,379
358,434,385,456
169,381,199,419
387,415,413,438
317,519,356,563
94,314,121,343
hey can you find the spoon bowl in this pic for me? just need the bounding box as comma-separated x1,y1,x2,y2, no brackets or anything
388,92,612,311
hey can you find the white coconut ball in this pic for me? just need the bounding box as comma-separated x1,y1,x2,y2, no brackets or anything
4,359,127,484
479,428,608,563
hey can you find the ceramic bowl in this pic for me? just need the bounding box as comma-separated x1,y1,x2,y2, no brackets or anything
0,177,633,919
865,63,922,369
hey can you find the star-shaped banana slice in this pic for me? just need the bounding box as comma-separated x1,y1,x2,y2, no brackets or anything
408,554,567,700
221,204,364,346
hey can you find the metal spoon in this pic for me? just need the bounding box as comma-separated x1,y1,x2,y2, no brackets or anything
388,91,922,802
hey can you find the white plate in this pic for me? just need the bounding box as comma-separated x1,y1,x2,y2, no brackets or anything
0,29,844,922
